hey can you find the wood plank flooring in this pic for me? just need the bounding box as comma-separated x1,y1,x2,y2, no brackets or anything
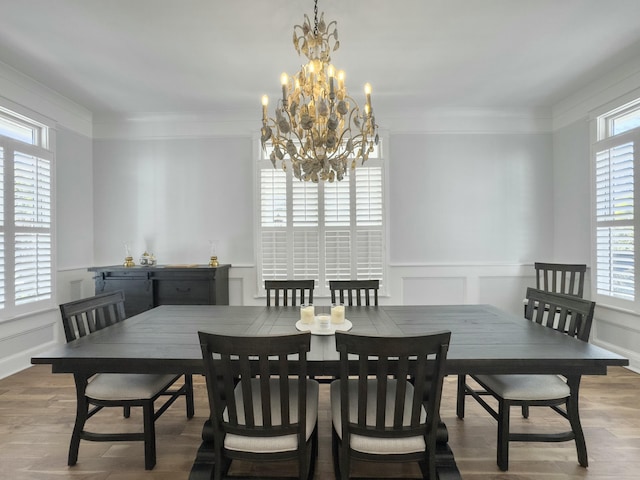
1,365,639,479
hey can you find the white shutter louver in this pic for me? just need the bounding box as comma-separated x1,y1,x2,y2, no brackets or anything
324,177,350,226
356,167,383,226
261,169,287,227
293,230,319,281
261,230,288,280
595,142,634,300
13,152,52,304
292,180,318,226
325,231,352,281
357,230,384,280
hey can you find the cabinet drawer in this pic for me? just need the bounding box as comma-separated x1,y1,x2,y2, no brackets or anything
155,280,210,305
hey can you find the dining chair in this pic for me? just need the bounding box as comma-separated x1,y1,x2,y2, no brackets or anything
456,287,595,471
59,290,194,470
265,280,315,306
524,262,587,314
329,279,379,306
331,330,451,480
198,331,319,480
535,262,587,297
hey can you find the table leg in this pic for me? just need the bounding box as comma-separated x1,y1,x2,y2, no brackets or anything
188,420,216,480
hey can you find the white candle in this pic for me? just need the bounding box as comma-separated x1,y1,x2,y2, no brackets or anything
317,314,330,329
300,304,315,324
331,304,345,324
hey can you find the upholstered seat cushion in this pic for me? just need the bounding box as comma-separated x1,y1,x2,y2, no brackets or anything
224,378,319,454
474,374,570,401
330,379,427,455
85,373,179,401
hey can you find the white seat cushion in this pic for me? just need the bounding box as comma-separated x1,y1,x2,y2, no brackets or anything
224,378,319,454
330,379,427,455
475,374,570,401
85,373,178,401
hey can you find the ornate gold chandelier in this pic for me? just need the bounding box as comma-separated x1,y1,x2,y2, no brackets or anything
260,0,379,182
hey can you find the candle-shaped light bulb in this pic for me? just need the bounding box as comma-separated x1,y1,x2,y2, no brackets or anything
337,70,345,90
261,95,269,120
280,72,288,102
364,82,372,112
327,65,335,97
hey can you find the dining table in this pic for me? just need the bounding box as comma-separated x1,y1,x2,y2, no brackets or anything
31,303,629,479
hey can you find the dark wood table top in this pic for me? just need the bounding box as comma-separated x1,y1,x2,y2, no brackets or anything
32,304,628,377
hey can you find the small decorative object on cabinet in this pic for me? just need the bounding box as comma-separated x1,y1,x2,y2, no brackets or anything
88,264,231,317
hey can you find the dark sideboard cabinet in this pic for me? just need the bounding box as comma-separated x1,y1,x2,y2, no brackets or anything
88,264,231,317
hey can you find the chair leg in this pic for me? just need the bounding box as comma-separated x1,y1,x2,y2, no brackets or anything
567,377,588,467
332,427,341,480
142,400,157,470
185,374,195,419
306,425,318,480
339,437,350,480
456,375,466,419
497,399,511,471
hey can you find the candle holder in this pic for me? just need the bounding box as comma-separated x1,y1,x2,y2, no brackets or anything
209,256,219,267
123,256,135,267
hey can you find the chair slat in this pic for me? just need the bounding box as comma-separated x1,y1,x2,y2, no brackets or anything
265,280,314,307
329,280,379,307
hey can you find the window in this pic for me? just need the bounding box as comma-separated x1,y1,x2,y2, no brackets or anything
593,98,640,306
257,144,386,297
0,105,54,319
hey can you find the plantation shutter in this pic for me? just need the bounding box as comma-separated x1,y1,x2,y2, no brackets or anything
260,170,288,280
13,152,52,304
258,157,385,296
355,167,384,282
595,141,635,300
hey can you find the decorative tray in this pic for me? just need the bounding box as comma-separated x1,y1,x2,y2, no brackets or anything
295,318,353,335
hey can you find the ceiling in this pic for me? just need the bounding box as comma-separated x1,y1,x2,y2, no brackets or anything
2,0,640,123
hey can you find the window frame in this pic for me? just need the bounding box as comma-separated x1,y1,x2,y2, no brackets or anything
0,100,56,321
592,96,640,311
255,137,388,298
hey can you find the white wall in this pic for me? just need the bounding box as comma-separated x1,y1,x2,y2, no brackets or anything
389,133,553,264
92,136,255,266
0,61,95,378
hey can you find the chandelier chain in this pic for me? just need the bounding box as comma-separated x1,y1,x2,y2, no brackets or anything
313,0,319,35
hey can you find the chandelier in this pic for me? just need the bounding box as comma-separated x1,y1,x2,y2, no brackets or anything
260,0,379,182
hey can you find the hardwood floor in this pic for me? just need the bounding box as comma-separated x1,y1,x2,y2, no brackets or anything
1,365,639,479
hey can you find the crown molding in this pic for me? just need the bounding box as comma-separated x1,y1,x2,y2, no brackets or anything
0,61,92,138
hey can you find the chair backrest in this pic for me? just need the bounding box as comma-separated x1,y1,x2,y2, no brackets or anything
534,262,586,298
524,287,595,342
264,280,314,306
329,280,379,306
334,330,451,446
59,290,127,342
198,332,312,447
